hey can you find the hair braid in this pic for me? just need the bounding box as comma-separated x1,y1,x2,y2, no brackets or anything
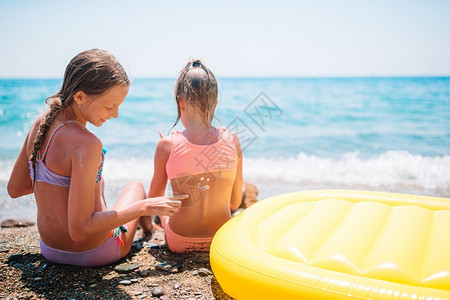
29,100,63,187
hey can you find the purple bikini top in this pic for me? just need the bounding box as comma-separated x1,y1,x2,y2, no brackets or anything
29,120,106,187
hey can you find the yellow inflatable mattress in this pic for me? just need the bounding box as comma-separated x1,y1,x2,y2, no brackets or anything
210,190,450,299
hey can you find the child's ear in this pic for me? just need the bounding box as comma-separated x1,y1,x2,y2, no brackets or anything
73,91,87,106
178,97,186,111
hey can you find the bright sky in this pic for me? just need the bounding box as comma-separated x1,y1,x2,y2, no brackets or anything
0,0,449,78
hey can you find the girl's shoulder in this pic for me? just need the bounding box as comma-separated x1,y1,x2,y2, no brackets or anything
219,127,242,153
218,127,239,141
66,132,103,168
71,128,102,153
156,135,173,155
30,112,46,134
24,114,43,156
52,122,102,161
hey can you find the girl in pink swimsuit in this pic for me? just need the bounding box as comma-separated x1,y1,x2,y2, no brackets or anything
7,49,186,266
147,60,243,253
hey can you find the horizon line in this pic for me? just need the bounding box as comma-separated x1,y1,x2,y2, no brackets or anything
0,74,449,80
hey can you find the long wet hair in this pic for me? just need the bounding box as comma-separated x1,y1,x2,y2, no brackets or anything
171,59,218,130
29,49,130,187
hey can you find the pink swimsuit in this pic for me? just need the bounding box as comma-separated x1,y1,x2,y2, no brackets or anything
164,127,238,253
166,127,238,180
162,217,213,253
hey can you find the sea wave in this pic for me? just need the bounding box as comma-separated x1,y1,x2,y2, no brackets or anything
244,151,449,188
243,151,450,197
1,151,449,198
1,151,449,221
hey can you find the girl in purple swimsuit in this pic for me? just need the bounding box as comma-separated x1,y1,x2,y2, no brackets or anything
7,49,187,266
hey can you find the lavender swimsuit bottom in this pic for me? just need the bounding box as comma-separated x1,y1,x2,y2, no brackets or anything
40,237,121,267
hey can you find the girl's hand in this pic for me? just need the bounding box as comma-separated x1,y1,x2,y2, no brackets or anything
143,194,188,216
158,130,164,139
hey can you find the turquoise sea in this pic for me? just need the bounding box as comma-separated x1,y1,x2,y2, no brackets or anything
1,77,449,220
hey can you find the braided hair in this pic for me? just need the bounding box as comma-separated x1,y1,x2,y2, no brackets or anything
29,49,130,187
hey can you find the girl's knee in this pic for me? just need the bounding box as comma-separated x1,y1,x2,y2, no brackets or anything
129,181,146,195
127,180,144,190
114,181,146,209
122,181,145,199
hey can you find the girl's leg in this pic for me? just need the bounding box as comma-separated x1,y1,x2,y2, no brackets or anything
100,178,107,210
138,215,154,237
112,181,148,258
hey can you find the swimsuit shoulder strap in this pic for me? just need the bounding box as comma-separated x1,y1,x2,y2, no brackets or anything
170,131,184,145
41,120,87,160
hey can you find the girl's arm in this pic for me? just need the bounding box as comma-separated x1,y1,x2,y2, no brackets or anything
67,134,181,242
230,134,243,211
7,132,33,198
7,117,41,198
148,137,172,197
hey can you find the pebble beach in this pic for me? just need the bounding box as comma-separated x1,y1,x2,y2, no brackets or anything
0,225,233,300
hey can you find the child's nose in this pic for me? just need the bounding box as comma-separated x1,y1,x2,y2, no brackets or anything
112,107,119,118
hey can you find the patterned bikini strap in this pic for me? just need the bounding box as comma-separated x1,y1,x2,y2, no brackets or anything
40,120,87,160
110,225,128,247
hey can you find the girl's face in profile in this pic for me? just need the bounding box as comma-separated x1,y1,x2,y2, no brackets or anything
83,85,129,127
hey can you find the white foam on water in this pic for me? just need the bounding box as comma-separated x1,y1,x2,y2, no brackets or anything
243,151,450,198
2,151,449,194
1,151,449,221
0,160,14,181
102,157,154,183
99,151,450,198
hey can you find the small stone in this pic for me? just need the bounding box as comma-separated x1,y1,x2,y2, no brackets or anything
138,269,151,277
1,218,34,228
173,282,181,290
134,291,142,296
131,242,142,252
197,268,212,276
130,278,139,283
151,286,164,297
119,280,132,285
192,269,198,276
155,262,171,272
147,283,159,287
160,296,170,300
144,242,160,248
40,262,52,270
33,277,42,281
114,262,139,273
138,294,148,299
8,253,23,263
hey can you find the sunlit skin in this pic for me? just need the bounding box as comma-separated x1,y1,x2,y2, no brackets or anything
148,97,243,238
7,85,186,258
